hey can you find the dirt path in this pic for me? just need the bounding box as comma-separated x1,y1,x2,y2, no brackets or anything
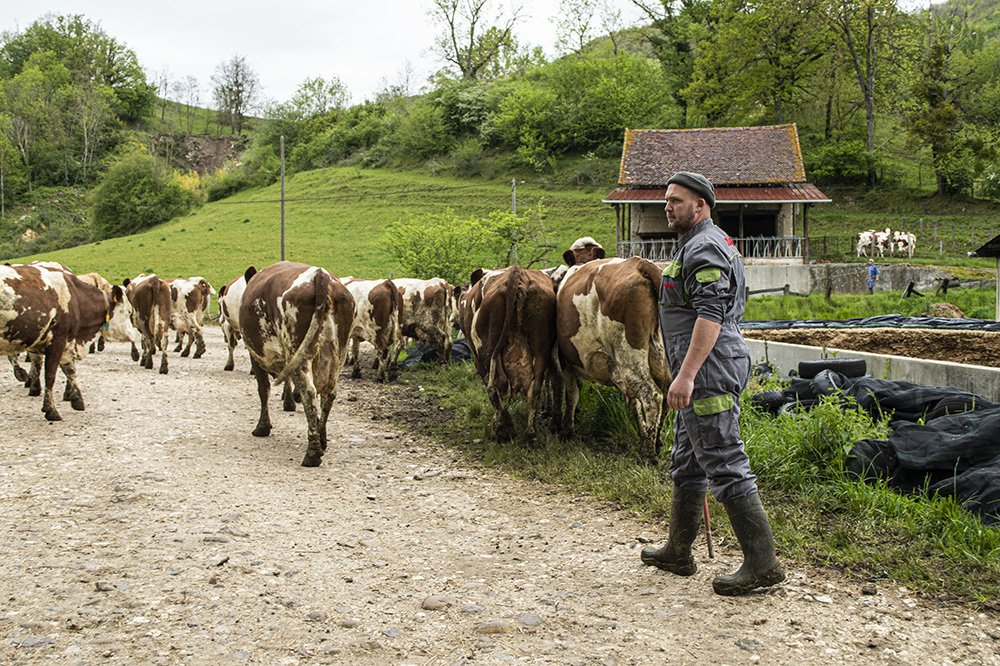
1,327,998,665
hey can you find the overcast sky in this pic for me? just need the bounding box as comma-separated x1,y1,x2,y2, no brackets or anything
9,1,648,107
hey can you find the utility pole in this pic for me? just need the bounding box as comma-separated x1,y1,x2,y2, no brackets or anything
280,136,286,261
511,179,520,265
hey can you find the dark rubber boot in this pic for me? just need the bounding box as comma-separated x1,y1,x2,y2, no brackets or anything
713,493,785,596
640,488,706,575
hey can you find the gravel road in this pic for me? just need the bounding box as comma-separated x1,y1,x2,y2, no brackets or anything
1,327,998,665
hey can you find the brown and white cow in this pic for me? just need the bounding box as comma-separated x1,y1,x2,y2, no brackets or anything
461,265,557,441
165,276,215,358
77,271,140,352
1,262,130,420
218,268,255,372
556,256,671,463
343,278,401,383
856,230,877,258
239,261,356,467
393,277,461,365
126,274,172,374
874,228,893,257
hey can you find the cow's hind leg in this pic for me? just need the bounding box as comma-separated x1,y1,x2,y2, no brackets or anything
27,354,42,395
282,381,296,411
60,362,85,411
560,373,582,439
295,373,324,467
40,349,63,421
250,360,272,437
131,342,141,362
193,329,206,359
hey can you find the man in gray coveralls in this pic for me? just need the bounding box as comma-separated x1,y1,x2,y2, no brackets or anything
640,171,785,596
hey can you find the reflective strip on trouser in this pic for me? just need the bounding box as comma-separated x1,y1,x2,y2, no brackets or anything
669,352,756,503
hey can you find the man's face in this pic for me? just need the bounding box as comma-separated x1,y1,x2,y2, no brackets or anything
665,183,705,234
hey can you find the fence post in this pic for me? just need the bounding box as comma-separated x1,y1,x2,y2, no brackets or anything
920,218,923,235
934,220,938,240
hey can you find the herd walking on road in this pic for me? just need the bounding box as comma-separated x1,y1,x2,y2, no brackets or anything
2,171,785,597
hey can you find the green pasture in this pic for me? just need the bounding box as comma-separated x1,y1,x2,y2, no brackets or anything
14,167,614,307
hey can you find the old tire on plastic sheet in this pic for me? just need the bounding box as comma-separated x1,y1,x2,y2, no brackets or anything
797,358,867,380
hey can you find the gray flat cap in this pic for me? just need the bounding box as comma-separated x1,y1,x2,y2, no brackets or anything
667,171,715,209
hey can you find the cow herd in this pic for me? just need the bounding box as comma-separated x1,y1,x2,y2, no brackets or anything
856,227,917,258
3,236,674,466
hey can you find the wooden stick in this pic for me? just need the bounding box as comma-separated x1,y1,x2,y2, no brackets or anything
703,495,714,559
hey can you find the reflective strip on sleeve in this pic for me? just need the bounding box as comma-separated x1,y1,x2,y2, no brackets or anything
695,267,721,283
693,393,734,416
662,261,682,278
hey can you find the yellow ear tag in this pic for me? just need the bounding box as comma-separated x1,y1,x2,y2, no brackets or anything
104,313,110,331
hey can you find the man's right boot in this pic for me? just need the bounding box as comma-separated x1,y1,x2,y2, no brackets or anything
640,488,706,576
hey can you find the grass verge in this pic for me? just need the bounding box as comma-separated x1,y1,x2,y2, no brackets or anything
404,359,1000,607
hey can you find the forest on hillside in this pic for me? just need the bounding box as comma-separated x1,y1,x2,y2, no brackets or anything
3,0,1000,257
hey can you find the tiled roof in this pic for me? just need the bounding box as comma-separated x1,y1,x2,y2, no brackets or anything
618,124,807,186
603,183,830,204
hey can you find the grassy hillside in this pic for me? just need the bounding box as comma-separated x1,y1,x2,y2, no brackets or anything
13,165,1000,310
14,168,614,306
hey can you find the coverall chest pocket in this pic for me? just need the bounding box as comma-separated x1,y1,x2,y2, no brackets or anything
659,262,686,307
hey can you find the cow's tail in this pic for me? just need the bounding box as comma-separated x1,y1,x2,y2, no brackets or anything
273,269,333,386
636,258,671,391
490,266,526,393
384,279,400,340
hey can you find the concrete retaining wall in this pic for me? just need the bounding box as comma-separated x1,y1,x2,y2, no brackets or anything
745,263,953,296
745,338,1000,403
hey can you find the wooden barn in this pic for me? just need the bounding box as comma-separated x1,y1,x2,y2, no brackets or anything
603,124,831,264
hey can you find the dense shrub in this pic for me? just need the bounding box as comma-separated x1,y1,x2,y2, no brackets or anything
89,151,195,239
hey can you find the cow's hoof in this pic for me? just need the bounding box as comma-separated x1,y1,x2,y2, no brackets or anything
300,452,323,467
44,410,62,422
28,386,41,397
97,338,105,352
174,344,183,353
282,400,296,412
351,367,362,379
224,362,234,371
131,348,140,362
159,366,168,375
252,425,271,437
71,398,85,411
194,351,204,359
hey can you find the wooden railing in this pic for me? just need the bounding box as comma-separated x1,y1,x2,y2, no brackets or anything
617,236,804,262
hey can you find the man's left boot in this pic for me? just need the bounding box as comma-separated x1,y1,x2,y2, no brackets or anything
713,493,785,596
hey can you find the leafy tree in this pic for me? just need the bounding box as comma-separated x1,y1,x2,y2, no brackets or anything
89,150,192,239
555,0,632,56
630,0,714,124
288,76,350,120
211,54,260,135
395,100,450,161
429,0,525,80
820,0,919,188
0,13,155,123
0,52,74,191
381,209,491,284
684,0,830,126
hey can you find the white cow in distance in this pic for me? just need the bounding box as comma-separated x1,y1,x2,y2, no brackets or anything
893,231,917,258
874,228,893,257
856,229,877,257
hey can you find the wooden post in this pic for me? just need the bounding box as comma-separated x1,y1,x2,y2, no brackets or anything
280,135,285,261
